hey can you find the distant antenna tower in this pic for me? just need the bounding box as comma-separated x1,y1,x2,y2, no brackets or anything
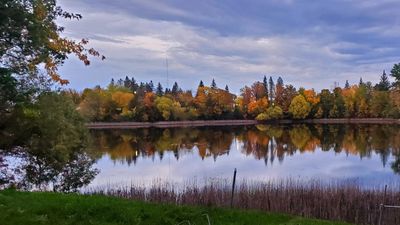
165,55,169,89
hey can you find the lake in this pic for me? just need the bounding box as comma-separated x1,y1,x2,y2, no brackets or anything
87,124,400,189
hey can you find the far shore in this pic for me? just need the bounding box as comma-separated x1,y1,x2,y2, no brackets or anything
86,118,400,129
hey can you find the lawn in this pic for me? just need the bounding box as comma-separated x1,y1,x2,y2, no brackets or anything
0,189,352,225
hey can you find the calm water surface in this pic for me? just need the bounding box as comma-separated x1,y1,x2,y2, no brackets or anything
87,124,400,189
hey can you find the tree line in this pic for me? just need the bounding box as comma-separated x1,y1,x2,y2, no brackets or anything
70,64,400,122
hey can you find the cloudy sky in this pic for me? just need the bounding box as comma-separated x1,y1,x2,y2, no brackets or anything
58,0,400,93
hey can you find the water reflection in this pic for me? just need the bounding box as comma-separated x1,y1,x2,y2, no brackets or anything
1,149,98,192
5,124,398,191
90,124,400,171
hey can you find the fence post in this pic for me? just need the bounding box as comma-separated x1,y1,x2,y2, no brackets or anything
230,168,237,208
378,185,387,225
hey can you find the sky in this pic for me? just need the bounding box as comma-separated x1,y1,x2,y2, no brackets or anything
58,0,400,93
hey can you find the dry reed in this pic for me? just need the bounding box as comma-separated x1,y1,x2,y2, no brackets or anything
86,179,400,225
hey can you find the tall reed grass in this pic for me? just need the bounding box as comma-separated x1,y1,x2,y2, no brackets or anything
86,179,400,225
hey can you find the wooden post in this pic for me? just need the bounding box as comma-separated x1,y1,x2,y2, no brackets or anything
378,185,387,225
230,168,237,208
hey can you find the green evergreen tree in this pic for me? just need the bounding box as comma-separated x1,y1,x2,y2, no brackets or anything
156,82,164,96
199,80,204,88
124,76,131,88
390,63,400,87
211,79,217,89
263,76,269,98
345,80,350,89
268,76,275,103
376,70,390,91
171,82,179,95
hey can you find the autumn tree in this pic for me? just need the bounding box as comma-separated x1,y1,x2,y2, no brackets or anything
289,95,311,119
194,85,208,116
302,89,320,117
341,86,357,117
155,96,174,120
111,91,134,118
204,87,235,118
0,0,104,84
251,81,267,100
303,89,320,106
275,77,284,108
248,97,268,118
255,106,283,120
238,86,254,118
79,88,114,121
355,84,370,117
280,85,297,113
142,92,157,121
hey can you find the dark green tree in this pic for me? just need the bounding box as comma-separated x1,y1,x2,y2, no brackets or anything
198,80,204,88
268,76,275,103
156,82,164,96
131,77,138,92
344,80,350,89
124,76,131,89
319,89,334,118
1,92,98,191
263,76,269,98
146,80,154,92
375,70,390,91
171,82,179,95
390,63,400,87
211,79,217,89
329,88,345,118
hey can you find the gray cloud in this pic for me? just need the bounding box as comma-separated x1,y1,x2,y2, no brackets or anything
58,0,400,92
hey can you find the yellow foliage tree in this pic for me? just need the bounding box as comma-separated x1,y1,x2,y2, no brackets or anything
289,95,311,119
111,91,134,113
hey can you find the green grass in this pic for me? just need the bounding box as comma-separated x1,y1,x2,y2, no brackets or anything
0,190,352,225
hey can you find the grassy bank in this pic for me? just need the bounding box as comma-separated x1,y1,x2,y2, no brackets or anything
0,190,351,225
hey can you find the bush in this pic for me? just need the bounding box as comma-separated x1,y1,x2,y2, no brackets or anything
255,106,283,121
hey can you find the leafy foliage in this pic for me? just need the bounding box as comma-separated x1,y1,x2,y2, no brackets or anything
289,95,311,119
0,0,104,84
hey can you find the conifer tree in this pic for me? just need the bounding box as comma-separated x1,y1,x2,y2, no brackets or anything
211,79,217,89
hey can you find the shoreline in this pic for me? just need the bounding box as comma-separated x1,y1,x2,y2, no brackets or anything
86,118,400,129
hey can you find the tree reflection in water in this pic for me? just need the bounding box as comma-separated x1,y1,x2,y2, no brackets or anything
0,93,98,192
90,124,400,174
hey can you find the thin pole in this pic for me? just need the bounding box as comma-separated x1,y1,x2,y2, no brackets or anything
230,168,237,208
165,56,169,89
378,185,387,225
